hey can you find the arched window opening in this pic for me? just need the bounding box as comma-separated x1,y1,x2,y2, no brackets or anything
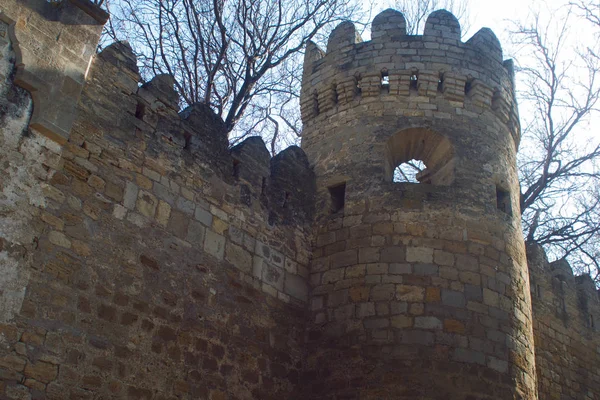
409,70,419,93
464,77,475,96
385,128,455,186
437,72,445,93
393,159,427,183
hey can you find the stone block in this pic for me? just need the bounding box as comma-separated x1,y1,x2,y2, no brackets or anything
204,230,225,260
380,247,405,263
195,206,213,227
262,263,284,291
136,190,158,218
396,285,424,302
357,302,376,318
452,348,485,366
225,242,252,274
330,249,357,268
389,263,412,274
123,181,138,210
24,361,58,383
441,289,465,308
406,246,433,263
370,284,396,301
414,316,442,330
359,247,380,263
414,263,439,276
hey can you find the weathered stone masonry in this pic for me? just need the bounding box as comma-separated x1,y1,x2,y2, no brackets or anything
0,1,599,399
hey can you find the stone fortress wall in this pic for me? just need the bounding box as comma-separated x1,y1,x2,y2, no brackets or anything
299,8,534,399
0,1,598,399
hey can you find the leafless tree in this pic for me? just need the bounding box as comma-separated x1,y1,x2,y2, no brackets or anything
510,7,600,282
393,0,470,36
571,0,600,28
102,0,368,152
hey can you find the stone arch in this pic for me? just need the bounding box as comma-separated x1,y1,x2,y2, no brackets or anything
384,128,455,185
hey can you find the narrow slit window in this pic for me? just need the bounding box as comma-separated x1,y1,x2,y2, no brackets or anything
135,102,146,120
465,78,475,96
496,186,512,215
332,84,339,105
437,72,444,93
381,69,390,94
282,191,290,208
313,90,320,116
354,76,362,98
591,314,595,328
410,71,419,92
329,183,346,214
261,177,267,195
536,284,542,299
232,159,240,178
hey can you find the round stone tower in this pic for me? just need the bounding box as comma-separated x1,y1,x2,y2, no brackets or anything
301,9,537,399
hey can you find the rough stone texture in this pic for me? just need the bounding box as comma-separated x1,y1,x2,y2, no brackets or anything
300,8,536,399
0,9,312,398
0,0,107,143
1,4,599,400
528,243,600,399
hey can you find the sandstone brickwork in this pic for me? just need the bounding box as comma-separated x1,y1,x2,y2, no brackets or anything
0,2,599,399
300,9,535,399
528,243,600,399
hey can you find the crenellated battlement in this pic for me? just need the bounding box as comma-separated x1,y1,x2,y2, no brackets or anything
527,242,600,332
91,42,316,231
301,9,520,147
2,2,600,399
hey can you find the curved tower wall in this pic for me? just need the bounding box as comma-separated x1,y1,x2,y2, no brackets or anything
301,9,536,399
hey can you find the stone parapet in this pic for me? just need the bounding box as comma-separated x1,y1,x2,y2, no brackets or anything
0,0,106,143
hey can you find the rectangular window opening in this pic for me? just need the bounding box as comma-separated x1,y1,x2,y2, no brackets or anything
135,102,146,120
410,72,419,93
329,183,346,214
590,314,595,329
381,70,390,94
313,90,320,116
496,186,512,216
354,77,362,98
465,78,475,96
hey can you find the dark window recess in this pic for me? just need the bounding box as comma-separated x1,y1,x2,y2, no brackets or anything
590,314,595,328
536,284,542,299
329,183,346,214
381,70,390,94
313,90,319,116
183,132,192,150
354,76,362,97
261,177,267,195
332,84,339,105
465,78,474,95
135,102,146,120
232,159,240,178
410,71,419,92
282,191,290,208
437,72,444,93
496,186,512,215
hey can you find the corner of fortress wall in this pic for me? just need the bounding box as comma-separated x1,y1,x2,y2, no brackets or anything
0,2,599,399
526,242,600,398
